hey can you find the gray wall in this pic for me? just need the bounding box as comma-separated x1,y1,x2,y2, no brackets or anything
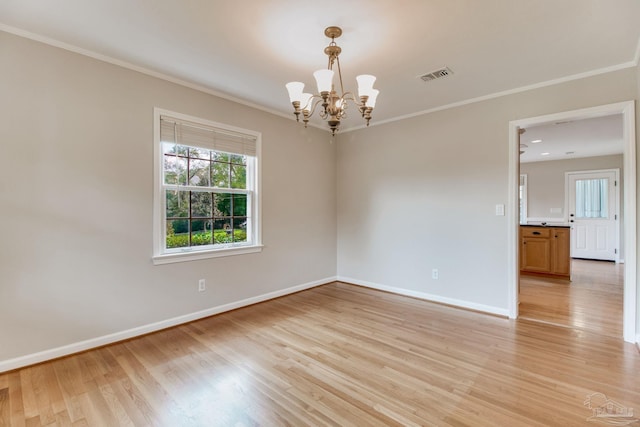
522,155,623,219
2,29,639,366
337,68,637,314
0,32,337,363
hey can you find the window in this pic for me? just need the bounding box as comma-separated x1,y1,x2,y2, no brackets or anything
153,109,261,264
575,178,608,219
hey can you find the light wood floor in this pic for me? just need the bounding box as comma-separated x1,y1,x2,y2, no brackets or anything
519,259,624,338
1,282,639,426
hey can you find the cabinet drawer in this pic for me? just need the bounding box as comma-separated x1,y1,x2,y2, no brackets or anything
521,227,551,238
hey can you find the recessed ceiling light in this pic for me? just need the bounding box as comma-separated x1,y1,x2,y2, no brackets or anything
531,139,542,143
541,152,550,156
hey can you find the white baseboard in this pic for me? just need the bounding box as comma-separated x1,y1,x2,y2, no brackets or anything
0,276,336,373
337,276,509,317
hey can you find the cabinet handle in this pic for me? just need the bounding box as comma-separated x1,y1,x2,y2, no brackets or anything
532,231,541,235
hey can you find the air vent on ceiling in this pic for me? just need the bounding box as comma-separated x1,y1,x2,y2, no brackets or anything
419,66,454,82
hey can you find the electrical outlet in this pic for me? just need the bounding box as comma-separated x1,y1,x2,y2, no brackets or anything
198,279,206,292
432,269,439,280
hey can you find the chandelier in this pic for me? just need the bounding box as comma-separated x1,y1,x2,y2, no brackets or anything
285,26,379,136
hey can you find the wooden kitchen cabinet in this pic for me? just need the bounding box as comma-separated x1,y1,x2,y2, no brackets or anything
520,226,570,279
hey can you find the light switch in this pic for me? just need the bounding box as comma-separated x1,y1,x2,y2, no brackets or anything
495,204,505,216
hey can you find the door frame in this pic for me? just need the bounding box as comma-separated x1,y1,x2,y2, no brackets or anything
565,168,620,262
507,101,637,343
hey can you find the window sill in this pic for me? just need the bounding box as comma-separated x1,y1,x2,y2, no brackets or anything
152,244,263,265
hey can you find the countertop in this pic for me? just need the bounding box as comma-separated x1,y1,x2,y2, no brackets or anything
520,223,571,229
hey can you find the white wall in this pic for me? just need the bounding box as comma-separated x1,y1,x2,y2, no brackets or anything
0,32,337,365
337,68,638,315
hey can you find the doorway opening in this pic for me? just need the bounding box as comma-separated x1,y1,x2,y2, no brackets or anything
507,101,636,343
567,169,620,262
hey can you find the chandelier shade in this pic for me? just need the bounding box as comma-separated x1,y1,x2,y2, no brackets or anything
299,92,313,110
285,82,305,103
366,89,379,108
356,75,376,98
313,69,334,93
285,26,379,135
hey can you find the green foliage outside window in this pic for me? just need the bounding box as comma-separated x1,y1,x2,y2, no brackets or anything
166,229,248,248
163,143,250,250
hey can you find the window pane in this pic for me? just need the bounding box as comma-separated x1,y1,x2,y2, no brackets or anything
213,152,229,162
230,154,246,165
164,155,187,185
166,191,189,218
212,161,230,187
233,218,247,243
213,219,233,244
166,220,189,248
189,159,210,186
191,192,212,217
163,143,188,156
189,147,210,160
191,220,212,246
214,193,232,216
232,194,247,216
231,164,246,189
575,178,608,219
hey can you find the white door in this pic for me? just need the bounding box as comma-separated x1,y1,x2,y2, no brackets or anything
567,170,618,261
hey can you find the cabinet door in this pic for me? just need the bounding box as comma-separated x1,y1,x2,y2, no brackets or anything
551,228,570,275
521,237,551,272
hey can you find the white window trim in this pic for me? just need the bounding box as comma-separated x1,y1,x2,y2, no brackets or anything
519,174,528,224
152,108,262,265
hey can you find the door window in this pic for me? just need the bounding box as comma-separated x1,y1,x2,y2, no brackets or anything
575,178,608,219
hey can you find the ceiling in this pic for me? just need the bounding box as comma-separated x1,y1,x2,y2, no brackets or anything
520,114,624,163
1,1,639,133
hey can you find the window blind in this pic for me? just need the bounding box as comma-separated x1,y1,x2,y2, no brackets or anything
160,116,257,157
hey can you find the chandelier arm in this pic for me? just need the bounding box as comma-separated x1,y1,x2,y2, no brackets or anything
341,92,360,104
299,94,321,112
307,98,325,118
